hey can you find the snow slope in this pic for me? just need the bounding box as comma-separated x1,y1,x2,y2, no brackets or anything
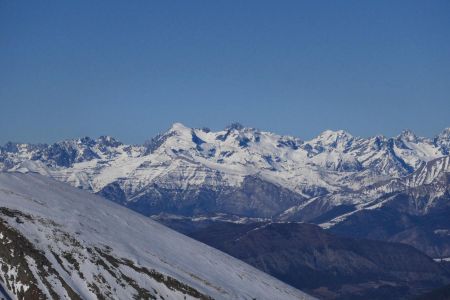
0,172,313,300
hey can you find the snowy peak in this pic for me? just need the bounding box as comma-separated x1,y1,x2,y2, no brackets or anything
436,127,450,154
0,136,136,169
437,127,450,139
306,129,354,151
397,129,420,143
318,129,353,140
225,122,245,131
96,135,123,147
168,122,191,134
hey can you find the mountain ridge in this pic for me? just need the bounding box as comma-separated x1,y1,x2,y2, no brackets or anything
1,123,449,257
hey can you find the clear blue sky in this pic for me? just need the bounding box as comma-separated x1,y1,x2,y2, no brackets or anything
1,1,449,144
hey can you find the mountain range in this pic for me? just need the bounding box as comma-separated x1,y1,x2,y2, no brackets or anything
2,123,450,299
1,123,450,260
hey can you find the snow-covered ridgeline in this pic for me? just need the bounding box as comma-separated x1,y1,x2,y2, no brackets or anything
1,124,449,198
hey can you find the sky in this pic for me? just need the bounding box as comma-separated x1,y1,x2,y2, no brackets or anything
1,0,450,144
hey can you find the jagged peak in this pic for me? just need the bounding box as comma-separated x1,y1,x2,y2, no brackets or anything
226,122,245,131
435,128,450,154
437,127,450,139
96,135,123,147
49,136,95,148
1,141,20,153
397,129,418,142
368,135,388,149
371,134,387,141
77,136,95,144
97,135,115,141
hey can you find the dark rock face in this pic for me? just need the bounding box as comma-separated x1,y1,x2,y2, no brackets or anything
100,176,307,218
98,181,127,205
330,200,450,259
159,219,450,300
214,176,307,217
143,131,176,155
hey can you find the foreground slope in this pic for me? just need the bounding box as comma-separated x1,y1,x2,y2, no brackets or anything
0,172,312,300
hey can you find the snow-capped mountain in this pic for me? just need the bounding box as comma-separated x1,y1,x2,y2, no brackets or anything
279,155,450,222
274,154,450,258
0,172,312,299
326,170,450,258
435,128,450,155
1,123,449,220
